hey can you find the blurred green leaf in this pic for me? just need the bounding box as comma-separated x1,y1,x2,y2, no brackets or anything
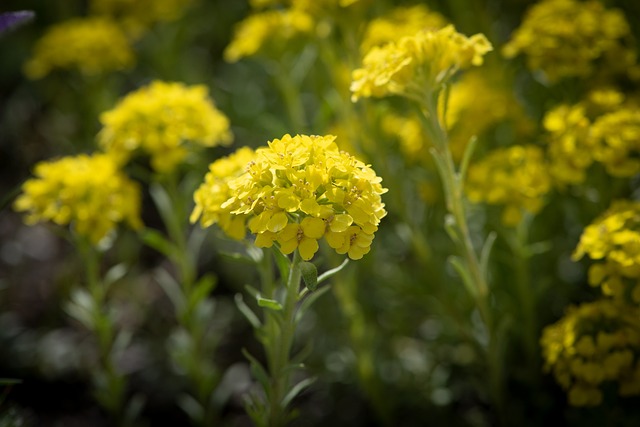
140,228,176,259
242,348,270,393
299,261,317,291
281,377,316,409
273,248,291,283
257,296,283,311
235,294,262,328
317,258,349,285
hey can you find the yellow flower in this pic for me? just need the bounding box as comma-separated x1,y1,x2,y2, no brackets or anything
573,200,640,303
98,80,232,173
89,0,194,38
590,108,640,177
24,18,134,79
540,299,640,406
465,145,551,226
503,0,634,82
13,154,142,245
224,9,314,62
192,134,387,261
351,25,492,102
360,4,448,53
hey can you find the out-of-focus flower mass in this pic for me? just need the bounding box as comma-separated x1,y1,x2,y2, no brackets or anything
13,154,142,245
351,25,492,102
541,299,640,406
465,145,551,226
360,4,447,53
98,80,232,173
503,0,634,82
573,200,640,304
192,134,387,261
23,18,134,79
89,0,194,38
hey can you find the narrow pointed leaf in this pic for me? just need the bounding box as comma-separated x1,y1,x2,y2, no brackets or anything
317,258,349,285
140,228,176,259
281,377,316,409
242,348,271,393
235,294,262,328
480,232,497,283
257,296,283,311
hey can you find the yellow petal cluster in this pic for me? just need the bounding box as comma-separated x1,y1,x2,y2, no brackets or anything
89,0,194,38
351,25,492,102
503,0,634,82
465,145,551,226
192,134,387,261
223,9,314,63
572,200,640,303
24,18,134,79
541,299,640,406
360,4,448,53
590,108,640,177
98,81,232,173
13,154,142,245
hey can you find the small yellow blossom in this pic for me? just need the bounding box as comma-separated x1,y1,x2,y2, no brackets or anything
590,108,640,177
24,18,134,79
360,4,448,53
503,0,634,82
351,25,492,102
192,134,387,261
98,81,232,173
573,200,640,303
541,299,640,406
224,9,314,62
465,145,551,226
89,0,194,38
13,154,142,245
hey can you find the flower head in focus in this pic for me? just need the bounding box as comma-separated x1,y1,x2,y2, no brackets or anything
465,145,551,226
192,134,387,261
351,25,492,102
541,299,640,406
503,0,634,82
89,0,195,38
573,200,640,304
98,81,232,173
24,18,134,79
13,154,142,245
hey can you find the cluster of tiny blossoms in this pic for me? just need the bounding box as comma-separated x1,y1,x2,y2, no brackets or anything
89,0,195,38
13,154,142,245
359,4,447,53
192,134,387,261
573,200,640,304
98,81,232,173
503,0,634,82
351,25,492,101
465,145,551,226
543,92,640,186
540,299,640,406
23,18,134,79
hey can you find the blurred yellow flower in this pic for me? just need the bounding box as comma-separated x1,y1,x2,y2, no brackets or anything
13,154,142,245
98,80,232,173
541,299,640,406
573,200,640,303
192,134,387,261
24,18,134,79
503,0,634,82
465,145,551,226
590,108,640,177
89,0,194,38
360,4,448,53
351,25,492,102
224,9,314,62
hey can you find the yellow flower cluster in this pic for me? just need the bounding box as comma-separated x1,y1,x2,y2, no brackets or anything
540,299,640,406
89,0,194,37
544,92,640,185
503,0,634,82
192,134,387,261
465,145,551,226
24,18,134,79
98,81,232,173
351,25,492,102
223,9,314,62
380,112,429,161
572,200,640,303
13,154,142,245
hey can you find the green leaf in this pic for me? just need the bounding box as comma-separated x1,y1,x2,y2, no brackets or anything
188,274,217,309
155,268,185,310
234,294,262,328
273,248,291,283
103,263,128,287
299,261,318,291
295,285,330,323
140,228,176,259
458,135,478,185
123,393,146,427
149,183,174,229
257,295,283,311
242,348,270,393
317,258,349,285
448,256,476,298
177,393,204,424
281,377,316,409
480,232,497,283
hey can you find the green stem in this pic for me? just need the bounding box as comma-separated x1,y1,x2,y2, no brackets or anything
272,63,307,133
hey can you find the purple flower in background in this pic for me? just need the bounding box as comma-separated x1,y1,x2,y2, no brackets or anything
0,11,35,36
